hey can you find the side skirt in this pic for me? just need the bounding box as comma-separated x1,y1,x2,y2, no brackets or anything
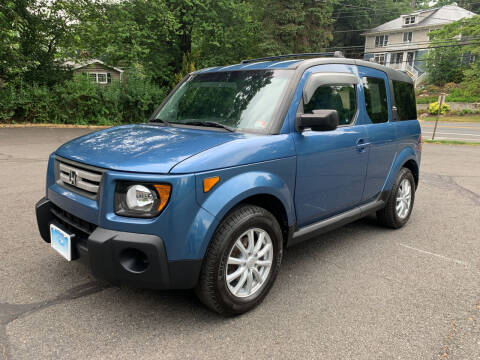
288,197,386,247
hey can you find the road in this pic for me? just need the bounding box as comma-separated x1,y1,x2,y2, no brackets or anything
420,120,480,142
1,127,479,359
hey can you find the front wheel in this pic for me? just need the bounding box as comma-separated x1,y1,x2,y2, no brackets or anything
377,167,416,229
195,205,283,316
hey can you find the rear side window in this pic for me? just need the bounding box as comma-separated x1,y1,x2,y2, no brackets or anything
304,84,357,126
362,77,388,124
392,80,417,120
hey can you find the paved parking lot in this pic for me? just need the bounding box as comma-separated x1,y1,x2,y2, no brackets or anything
1,127,479,359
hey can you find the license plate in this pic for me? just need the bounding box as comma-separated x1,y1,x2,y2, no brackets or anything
50,224,72,261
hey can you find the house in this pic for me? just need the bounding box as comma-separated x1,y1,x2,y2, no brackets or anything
63,59,123,84
362,5,476,85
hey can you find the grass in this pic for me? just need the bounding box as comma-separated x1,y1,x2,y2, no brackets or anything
423,139,480,146
421,115,480,123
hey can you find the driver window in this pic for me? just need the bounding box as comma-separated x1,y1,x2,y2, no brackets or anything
304,84,357,126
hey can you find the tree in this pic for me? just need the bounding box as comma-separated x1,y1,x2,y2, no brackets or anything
0,0,72,85
62,0,178,85
257,0,336,55
331,0,412,57
425,15,480,85
417,0,480,14
0,0,25,81
62,0,262,86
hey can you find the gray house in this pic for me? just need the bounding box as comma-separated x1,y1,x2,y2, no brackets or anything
63,59,124,84
362,5,476,85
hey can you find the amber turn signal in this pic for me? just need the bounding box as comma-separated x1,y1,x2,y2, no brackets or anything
203,176,220,193
153,184,172,211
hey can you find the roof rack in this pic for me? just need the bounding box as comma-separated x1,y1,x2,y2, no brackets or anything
240,51,344,64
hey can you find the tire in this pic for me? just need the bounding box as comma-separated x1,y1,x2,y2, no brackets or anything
377,167,416,229
195,205,283,316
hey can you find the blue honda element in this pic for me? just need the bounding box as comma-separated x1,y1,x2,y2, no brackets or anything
36,55,421,315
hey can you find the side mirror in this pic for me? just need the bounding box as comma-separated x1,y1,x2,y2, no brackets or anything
296,109,339,132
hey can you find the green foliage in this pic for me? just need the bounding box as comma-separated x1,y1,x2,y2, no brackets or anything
429,102,450,115
451,109,480,115
421,0,480,14
416,96,438,104
425,16,480,85
258,0,336,55
331,0,412,56
0,74,167,125
0,0,74,86
261,0,333,54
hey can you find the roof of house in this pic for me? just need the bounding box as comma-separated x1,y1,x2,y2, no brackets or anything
365,5,476,34
63,59,124,73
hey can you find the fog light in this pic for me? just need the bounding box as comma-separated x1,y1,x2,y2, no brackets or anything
119,248,149,273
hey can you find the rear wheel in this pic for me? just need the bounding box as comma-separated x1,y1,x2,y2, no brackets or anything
377,167,415,229
195,205,283,316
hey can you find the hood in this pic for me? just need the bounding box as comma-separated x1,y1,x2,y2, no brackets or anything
55,124,243,173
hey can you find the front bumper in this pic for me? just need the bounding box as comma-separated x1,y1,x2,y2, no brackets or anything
36,197,202,289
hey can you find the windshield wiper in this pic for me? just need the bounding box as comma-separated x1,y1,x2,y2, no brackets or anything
149,118,170,126
182,121,235,132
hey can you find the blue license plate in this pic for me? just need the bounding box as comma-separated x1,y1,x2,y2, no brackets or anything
50,224,72,261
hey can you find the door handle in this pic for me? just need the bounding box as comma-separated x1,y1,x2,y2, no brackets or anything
356,138,370,152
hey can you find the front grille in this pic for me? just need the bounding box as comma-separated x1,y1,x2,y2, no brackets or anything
55,157,104,199
50,205,96,236
50,204,97,253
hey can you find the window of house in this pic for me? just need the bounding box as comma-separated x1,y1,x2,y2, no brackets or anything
403,32,413,43
392,81,417,121
375,35,389,47
404,16,415,25
390,52,403,64
97,73,107,83
374,53,386,65
304,84,357,126
362,77,388,124
88,72,109,84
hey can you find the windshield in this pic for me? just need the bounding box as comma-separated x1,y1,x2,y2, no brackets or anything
154,70,293,133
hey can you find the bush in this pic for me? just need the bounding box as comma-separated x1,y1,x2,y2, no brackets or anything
0,73,168,125
446,87,480,103
416,96,437,104
0,85,17,120
429,102,450,115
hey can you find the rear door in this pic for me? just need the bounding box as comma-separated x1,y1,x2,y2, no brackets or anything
357,66,398,201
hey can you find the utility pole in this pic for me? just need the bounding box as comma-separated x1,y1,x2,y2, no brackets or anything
432,92,446,140
411,0,416,9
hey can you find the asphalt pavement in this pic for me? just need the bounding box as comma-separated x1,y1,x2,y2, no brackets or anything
420,120,480,142
1,127,479,359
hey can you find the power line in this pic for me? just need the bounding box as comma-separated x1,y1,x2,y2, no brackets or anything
320,36,480,51
322,39,480,55
336,0,480,14
331,3,479,33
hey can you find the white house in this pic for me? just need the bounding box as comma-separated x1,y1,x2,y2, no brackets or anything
63,59,124,84
362,5,476,85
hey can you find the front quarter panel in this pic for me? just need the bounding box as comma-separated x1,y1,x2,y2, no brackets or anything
192,157,297,258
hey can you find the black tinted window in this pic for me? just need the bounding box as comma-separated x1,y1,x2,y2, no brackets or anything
362,77,388,124
393,80,417,121
304,84,357,125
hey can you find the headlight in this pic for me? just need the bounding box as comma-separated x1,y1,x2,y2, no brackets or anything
115,182,171,218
